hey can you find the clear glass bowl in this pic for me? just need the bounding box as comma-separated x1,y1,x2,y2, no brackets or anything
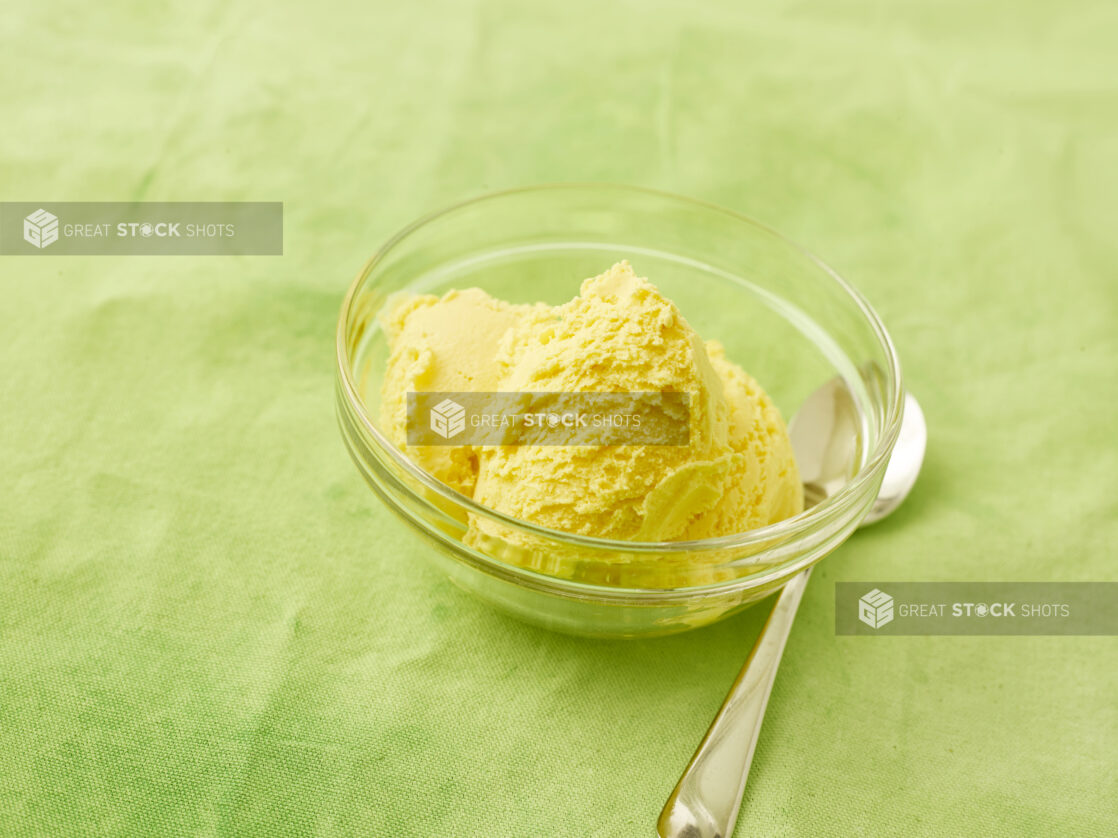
336,185,902,637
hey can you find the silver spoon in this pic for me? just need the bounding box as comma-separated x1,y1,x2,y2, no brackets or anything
658,381,927,838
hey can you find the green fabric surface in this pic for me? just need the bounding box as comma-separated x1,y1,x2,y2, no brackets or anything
2,1,1116,836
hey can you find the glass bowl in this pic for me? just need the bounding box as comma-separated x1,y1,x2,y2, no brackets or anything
336,185,902,637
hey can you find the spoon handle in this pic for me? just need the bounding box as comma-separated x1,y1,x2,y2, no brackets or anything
657,568,811,838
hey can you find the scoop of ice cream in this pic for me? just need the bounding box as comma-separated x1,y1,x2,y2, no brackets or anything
678,341,803,537
377,261,802,543
378,287,549,495
471,262,739,541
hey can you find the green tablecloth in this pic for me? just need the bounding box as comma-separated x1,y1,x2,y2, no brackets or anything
2,2,1115,835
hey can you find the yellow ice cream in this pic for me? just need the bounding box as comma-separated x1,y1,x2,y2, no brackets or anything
378,288,551,495
379,262,802,546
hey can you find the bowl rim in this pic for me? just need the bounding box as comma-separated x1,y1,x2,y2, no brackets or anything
336,183,904,585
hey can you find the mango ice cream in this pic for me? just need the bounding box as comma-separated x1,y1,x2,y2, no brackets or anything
378,262,802,545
